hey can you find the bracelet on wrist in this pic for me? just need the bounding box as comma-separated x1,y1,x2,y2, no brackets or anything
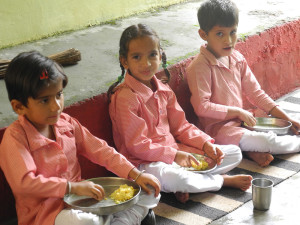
133,170,145,182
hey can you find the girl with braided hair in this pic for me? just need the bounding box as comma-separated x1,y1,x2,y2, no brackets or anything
108,24,252,204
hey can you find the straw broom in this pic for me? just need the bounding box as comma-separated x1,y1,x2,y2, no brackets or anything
0,48,81,79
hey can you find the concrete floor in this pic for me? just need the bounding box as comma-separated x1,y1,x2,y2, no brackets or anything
0,1,300,224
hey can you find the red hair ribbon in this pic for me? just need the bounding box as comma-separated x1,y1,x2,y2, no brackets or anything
40,69,48,80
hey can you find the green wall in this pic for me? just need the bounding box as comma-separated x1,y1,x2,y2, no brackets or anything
0,0,188,49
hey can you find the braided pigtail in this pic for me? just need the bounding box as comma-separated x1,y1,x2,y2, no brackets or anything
160,50,171,84
107,62,125,102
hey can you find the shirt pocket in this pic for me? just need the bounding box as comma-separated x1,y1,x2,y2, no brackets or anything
33,144,68,177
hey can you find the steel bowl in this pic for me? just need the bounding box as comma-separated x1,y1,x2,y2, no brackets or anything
64,177,141,215
243,117,292,135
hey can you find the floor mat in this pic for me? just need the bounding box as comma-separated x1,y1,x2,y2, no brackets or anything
154,89,300,225
154,154,300,225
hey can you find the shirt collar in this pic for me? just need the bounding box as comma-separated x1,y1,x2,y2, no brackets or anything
55,113,74,133
200,45,242,68
18,113,72,152
124,72,171,102
200,45,219,66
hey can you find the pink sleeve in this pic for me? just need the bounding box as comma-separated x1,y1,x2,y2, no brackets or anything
241,61,277,113
166,89,214,150
187,59,228,119
68,116,135,178
0,125,67,198
114,91,177,164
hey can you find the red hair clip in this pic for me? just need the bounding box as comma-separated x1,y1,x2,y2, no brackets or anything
40,69,48,80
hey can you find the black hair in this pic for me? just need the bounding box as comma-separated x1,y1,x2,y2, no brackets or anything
197,0,239,33
107,23,170,100
5,51,68,107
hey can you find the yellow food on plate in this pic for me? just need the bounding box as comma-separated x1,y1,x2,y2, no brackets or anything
191,159,209,170
110,184,138,204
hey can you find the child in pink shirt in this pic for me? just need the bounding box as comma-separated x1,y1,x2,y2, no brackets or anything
0,51,161,225
108,23,252,204
187,0,300,167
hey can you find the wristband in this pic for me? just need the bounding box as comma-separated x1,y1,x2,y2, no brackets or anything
134,170,145,182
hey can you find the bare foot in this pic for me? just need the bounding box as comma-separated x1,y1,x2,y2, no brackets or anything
244,152,274,167
222,174,253,191
175,192,189,203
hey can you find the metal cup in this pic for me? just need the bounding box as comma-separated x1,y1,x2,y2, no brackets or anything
252,178,274,210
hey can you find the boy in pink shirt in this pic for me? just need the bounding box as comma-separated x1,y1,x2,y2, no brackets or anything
187,0,300,167
0,51,160,225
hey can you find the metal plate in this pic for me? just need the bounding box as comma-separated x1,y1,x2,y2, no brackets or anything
243,117,292,135
184,153,217,173
64,177,140,215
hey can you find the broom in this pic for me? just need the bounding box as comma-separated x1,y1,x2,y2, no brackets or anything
0,48,81,79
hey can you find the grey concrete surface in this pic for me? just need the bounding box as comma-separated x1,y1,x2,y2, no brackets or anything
0,0,299,128
0,0,300,224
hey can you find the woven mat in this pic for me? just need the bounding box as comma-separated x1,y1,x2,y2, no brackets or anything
154,154,300,225
154,89,300,225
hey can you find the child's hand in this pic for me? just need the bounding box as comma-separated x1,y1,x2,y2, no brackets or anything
238,108,256,127
135,173,161,197
227,106,256,126
203,141,224,165
269,106,300,135
289,118,300,135
174,151,200,168
70,180,105,201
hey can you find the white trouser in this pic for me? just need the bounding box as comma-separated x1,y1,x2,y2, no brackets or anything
139,144,242,193
55,188,160,225
239,130,300,154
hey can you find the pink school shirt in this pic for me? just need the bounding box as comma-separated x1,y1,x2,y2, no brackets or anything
186,45,277,145
0,113,134,225
109,73,213,167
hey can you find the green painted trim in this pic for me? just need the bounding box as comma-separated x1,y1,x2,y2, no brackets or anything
0,0,189,49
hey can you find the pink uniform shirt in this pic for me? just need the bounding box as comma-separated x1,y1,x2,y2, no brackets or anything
187,45,277,145
109,74,213,167
0,113,134,225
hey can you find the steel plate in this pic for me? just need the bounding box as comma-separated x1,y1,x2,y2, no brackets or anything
64,177,140,215
243,117,292,135
184,153,217,173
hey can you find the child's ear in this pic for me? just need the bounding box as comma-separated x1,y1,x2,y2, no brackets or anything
120,56,128,70
10,99,26,115
198,29,208,41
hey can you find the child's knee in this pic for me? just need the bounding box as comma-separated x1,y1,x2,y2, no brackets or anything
221,144,242,157
55,209,103,225
112,205,147,225
221,144,243,164
233,145,243,162
240,131,276,152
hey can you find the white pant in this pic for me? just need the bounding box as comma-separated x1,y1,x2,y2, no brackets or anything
240,130,300,154
55,188,160,225
139,144,242,193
